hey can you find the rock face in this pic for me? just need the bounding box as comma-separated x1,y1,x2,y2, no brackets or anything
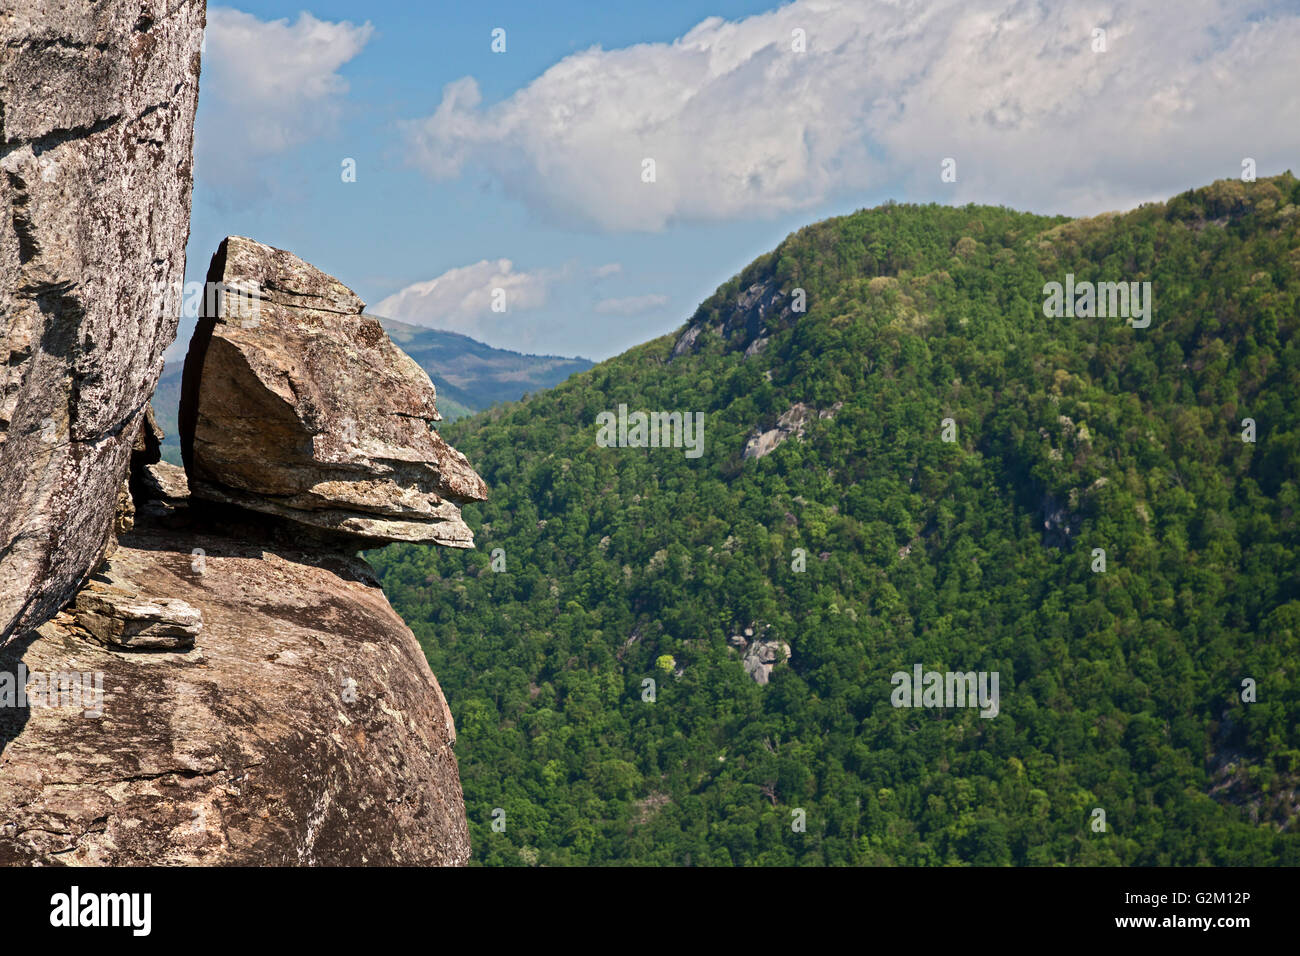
0,258,483,862
180,237,488,546
743,401,843,459
0,0,206,642
1,349,478,863
0,513,469,865
672,277,794,359
726,624,791,685
742,638,792,686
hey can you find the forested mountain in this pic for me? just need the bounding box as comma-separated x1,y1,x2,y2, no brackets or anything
152,320,592,461
371,174,1300,866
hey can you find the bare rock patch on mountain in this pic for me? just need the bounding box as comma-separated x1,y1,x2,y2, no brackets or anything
744,401,843,460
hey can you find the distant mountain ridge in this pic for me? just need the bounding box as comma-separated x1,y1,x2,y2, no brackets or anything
153,318,593,460
374,316,594,418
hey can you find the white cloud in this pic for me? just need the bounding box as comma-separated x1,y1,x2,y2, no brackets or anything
594,294,669,315
197,8,373,194
404,0,1300,229
592,263,623,279
370,259,560,348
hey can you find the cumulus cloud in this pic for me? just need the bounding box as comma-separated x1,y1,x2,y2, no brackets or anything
594,294,669,315
404,0,1300,229
197,8,373,195
370,259,561,348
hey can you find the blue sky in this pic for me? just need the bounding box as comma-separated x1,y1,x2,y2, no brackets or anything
181,0,1300,361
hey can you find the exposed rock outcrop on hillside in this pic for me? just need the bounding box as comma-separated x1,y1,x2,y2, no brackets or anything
0,0,205,642
743,638,792,685
180,237,487,546
726,624,791,685
743,401,843,459
672,276,797,359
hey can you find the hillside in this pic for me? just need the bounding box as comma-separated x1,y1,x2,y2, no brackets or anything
371,175,1300,866
152,320,592,461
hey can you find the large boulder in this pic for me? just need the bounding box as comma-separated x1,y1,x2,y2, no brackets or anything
179,237,488,546
0,516,470,865
0,0,206,643
742,638,792,686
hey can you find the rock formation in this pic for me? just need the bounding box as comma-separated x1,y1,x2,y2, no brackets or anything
179,236,487,546
1,1,482,865
742,638,792,686
69,578,202,651
743,401,843,460
726,624,792,685
0,504,469,865
0,235,486,863
0,0,205,642
672,277,795,359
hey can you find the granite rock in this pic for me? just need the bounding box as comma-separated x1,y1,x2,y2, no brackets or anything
0,0,206,642
179,237,488,546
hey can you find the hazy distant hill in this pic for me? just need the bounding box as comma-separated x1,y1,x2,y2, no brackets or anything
375,316,594,417
153,318,593,461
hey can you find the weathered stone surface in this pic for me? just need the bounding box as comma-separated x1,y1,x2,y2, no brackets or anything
179,237,488,546
0,2,475,866
128,404,169,520
140,460,190,505
133,402,164,464
0,0,206,642
0,519,470,865
70,578,202,651
114,479,135,537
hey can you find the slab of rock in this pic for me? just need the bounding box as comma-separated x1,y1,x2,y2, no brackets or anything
141,460,191,502
0,524,469,865
0,0,206,642
179,237,487,546
743,402,842,459
71,580,202,651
